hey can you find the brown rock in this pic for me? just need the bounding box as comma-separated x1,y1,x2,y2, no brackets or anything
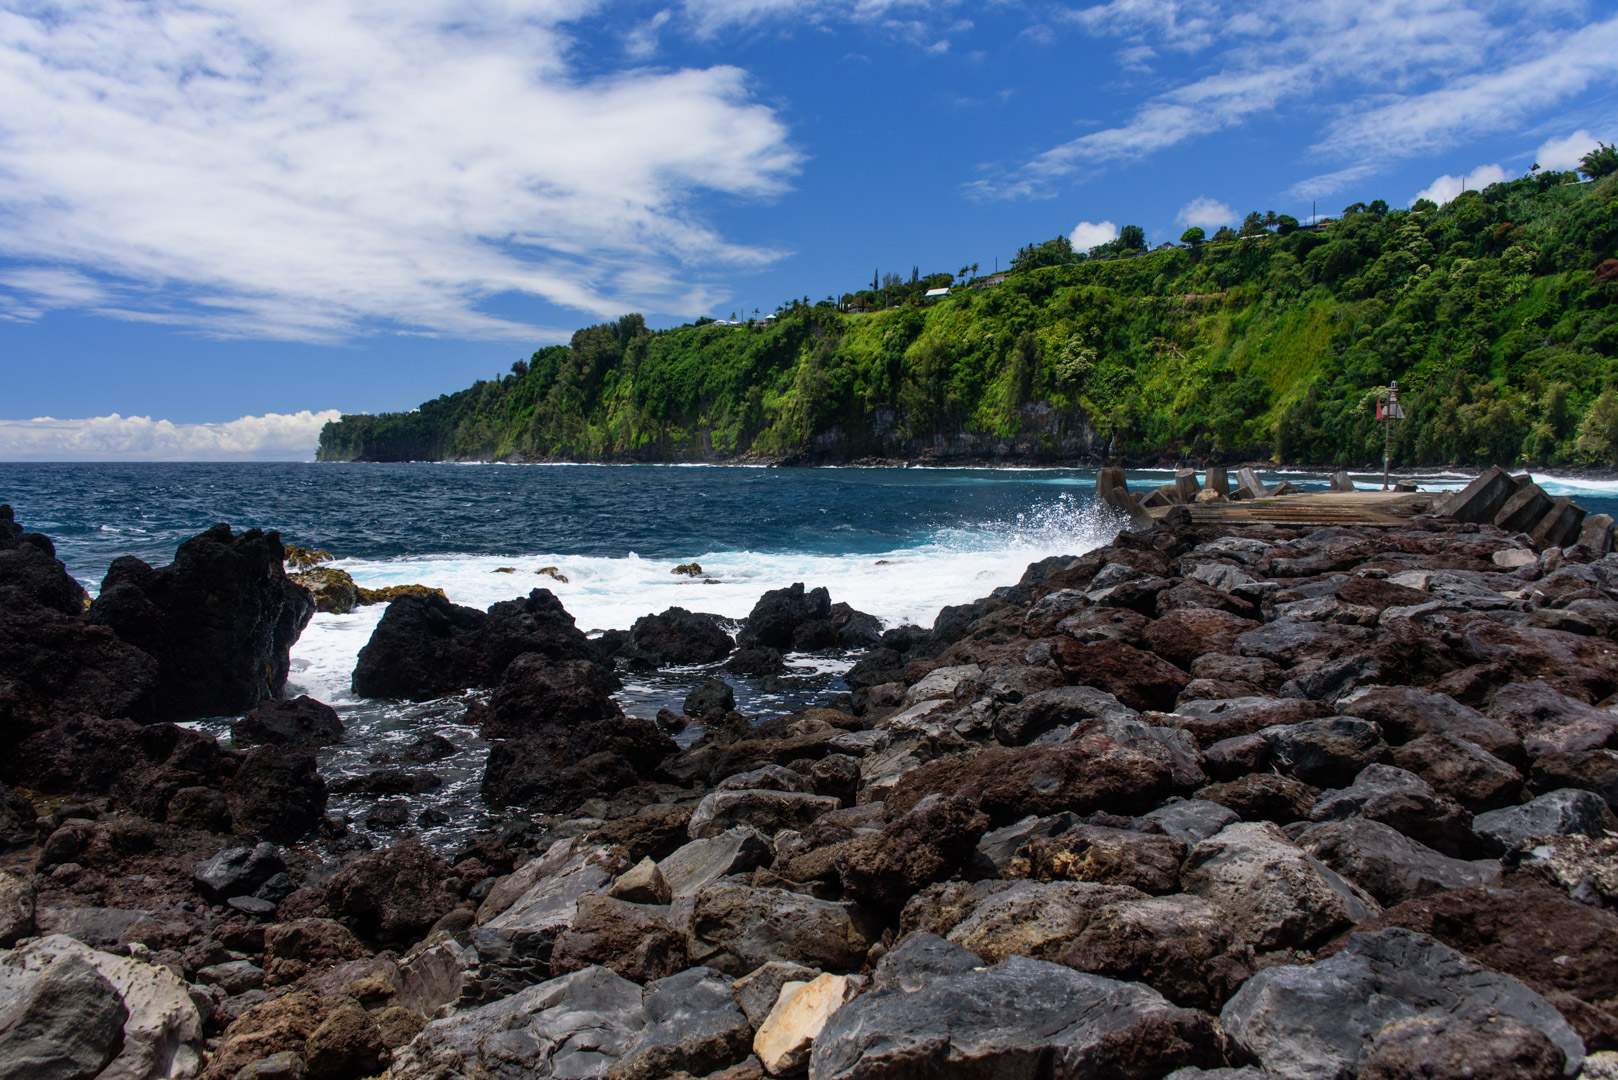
303,1000,388,1080
1195,773,1319,824
1357,1011,1565,1080
262,919,370,986
373,1005,426,1050
324,842,455,946
199,990,325,1080
1530,748,1618,811
1142,609,1260,671
1393,732,1524,812
1054,638,1191,711
1022,824,1186,894
1340,685,1525,766
550,894,688,983
1056,893,1239,1010
835,793,989,909
885,735,1179,827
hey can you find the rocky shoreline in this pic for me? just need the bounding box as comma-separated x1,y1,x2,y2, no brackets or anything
5,493,1618,1079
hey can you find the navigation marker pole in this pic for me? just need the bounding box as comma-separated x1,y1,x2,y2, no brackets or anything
1377,381,1404,490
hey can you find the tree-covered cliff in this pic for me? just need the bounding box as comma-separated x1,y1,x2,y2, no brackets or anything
319,167,1618,468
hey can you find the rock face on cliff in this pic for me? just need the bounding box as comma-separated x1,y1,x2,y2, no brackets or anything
89,522,314,719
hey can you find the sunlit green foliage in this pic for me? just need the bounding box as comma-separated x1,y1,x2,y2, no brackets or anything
320,171,1618,467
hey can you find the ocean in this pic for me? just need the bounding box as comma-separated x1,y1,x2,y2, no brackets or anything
7,460,1614,847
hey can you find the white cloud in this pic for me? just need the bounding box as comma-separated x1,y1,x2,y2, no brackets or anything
1175,197,1233,230
679,0,944,38
0,2,801,342
1412,163,1511,206
1535,129,1604,172
1071,220,1119,250
0,411,342,462
986,2,1618,196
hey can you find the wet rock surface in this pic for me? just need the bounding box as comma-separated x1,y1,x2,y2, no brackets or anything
11,500,1618,1079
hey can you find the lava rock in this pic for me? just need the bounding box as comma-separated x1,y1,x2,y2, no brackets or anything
231,695,345,748
351,588,597,701
738,582,832,650
1222,928,1582,1079
1055,893,1239,1010
1393,731,1525,812
610,966,753,1080
88,522,313,720
683,677,736,719
227,744,327,843
622,607,735,667
885,734,1180,827
1473,789,1618,856
811,948,1226,1079
324,842,456,946
549,894,688,984
1195,773,1320,824
835,794,990,909
686,884,873,976
1180,821,1379,952
1296,818,1498,906
193,843,286,904
1310,764,1478,857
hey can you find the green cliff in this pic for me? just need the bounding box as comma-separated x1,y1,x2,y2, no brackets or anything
319,168,1618,468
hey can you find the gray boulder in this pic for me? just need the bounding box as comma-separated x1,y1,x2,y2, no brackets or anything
469,853,614,1002
657,827,773,899
192,842,285,903
1221,928,1583,1080
1,933,204,1080
1473,789,1618,857
810,948,1227,1079
686,884,872,976
992,686,1138,746
1262,717,1389,789
1309,764,1476,858
1181,822,1378,952
731,960,820,1028
1296,818,1497,906
1145,800,1240,846
608,967,752,1080
390,965,646,1080
0,948,127,1080
687,790,838,839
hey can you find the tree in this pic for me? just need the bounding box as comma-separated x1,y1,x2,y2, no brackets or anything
1275,215,1300,235
1212,226,1237,243
1411,198,1438,214
1579,141,1618,180
1120,225,1146,251
511,360,528,377
1240,211,1267,237
1011,235,1076,272
1180,226,1206,245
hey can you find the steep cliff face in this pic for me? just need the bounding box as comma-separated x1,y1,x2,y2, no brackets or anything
318,172,1618,469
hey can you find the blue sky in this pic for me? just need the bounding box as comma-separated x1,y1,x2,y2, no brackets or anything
2,0,1616,458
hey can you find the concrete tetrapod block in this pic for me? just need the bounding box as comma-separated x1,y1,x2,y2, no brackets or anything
1095,467,1127,499
1142,484,1179,509
1102,484,1156,530
1205,466,1231,496
1494,482,1553,534
1529,497,1586,550
1175,469,1201,503
1437,466,1518,524
1578,513,1615,555
1235,468,1269,500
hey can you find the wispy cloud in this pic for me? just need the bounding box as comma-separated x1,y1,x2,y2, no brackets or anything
0,411,341,461
981,1,1616,197
0,1,801,343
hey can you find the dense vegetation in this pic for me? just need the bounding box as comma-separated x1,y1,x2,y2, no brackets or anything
320,164,1618,468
